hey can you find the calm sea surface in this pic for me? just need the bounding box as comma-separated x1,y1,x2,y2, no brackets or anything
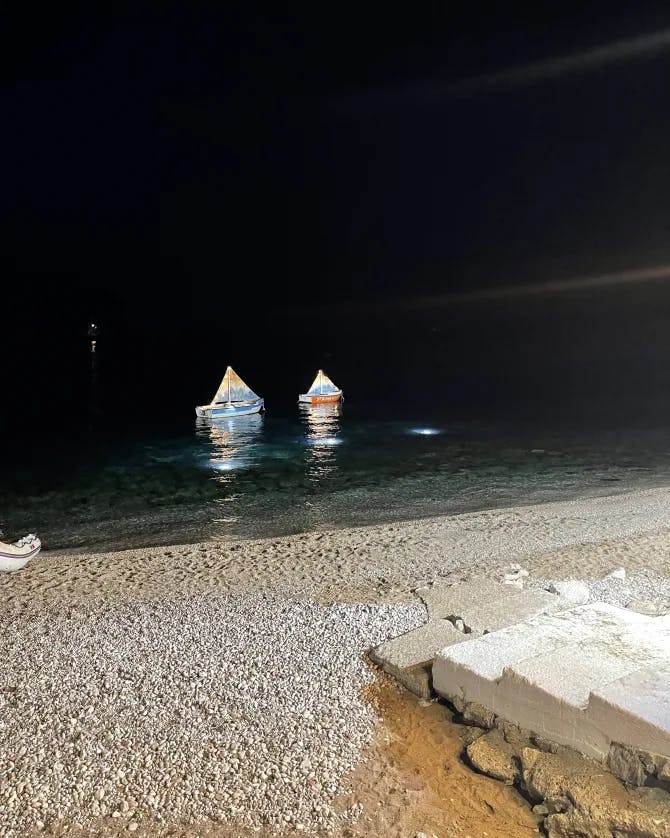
2,403,670,552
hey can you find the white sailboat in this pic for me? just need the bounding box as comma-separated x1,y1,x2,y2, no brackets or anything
195,366,264,418
298,370,343,405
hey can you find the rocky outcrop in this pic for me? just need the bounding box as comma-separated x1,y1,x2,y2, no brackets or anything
457,719,670,837
521,747,670,837
466,730,519,784
606,741,670,792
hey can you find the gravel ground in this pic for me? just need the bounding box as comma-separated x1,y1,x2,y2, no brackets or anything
0,595,424,836
528,569,670,611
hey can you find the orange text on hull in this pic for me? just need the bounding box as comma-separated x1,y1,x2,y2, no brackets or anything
310,394,342,404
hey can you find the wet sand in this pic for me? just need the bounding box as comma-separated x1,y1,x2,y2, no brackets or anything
4,486,670,612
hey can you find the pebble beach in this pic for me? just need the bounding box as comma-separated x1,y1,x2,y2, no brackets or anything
3,486,670,836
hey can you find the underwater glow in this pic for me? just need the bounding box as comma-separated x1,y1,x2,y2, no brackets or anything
409,427,441,436
308,436,343,446
209,458,244,471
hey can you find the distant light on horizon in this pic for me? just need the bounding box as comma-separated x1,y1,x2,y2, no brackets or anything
409,427,441,436
308,436,343,446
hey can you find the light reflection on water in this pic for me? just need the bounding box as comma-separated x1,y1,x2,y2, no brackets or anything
195,414,265,483
300,403,343,483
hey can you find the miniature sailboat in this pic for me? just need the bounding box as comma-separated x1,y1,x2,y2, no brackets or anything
195,366,264,418
0,533,41,573
298,370,343,405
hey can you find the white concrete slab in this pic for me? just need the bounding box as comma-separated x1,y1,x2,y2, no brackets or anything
371,619,468,671
416,578,505,621
433,602,648,709
584,613,670,757
417,578,560,634
369,619,469,698
588,665,670,757
433,602,658,760
493,636,645,758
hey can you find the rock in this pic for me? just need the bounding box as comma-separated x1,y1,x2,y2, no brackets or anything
495,718,532,750
467,730,519,784
607,741,648,787
450,694,466,714
522,747,670,838
531,733,564,755
546,581,590,608
426,581,559,637
460,726,485,746
626,598,670,616
532,803,549,816
503,565,530,588
520,747,569,807
544,811,613,838
605,567,626,580
607,742,670,790
128,822,138,832
637,787,670,804
462,702,495,730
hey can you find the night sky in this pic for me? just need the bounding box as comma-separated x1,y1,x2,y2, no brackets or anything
3,5,670,432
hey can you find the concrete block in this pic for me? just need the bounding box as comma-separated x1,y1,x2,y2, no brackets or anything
416,578,560,633
415,578,503,621
588,668,670,758
493,636,645,758
433,602,634,709
464,588,561,634
369,619,469,698
433,603,654,758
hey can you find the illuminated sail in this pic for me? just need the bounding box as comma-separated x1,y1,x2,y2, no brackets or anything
213,366,260,403
306,370,341,396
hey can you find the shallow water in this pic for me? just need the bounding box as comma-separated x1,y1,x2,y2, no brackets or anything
3,405,670,552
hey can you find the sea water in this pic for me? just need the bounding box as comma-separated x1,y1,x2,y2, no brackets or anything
2,404,670,552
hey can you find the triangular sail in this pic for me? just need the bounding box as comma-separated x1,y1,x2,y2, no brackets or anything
306,369,341,395
213,367,260,403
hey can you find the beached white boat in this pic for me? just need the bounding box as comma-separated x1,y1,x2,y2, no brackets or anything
298,370,343,405
0,534,41,572
195,366,264,418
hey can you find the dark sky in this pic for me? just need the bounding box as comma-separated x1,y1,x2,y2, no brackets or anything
3,5,670,426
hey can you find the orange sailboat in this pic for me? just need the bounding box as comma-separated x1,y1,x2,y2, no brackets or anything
298,369,343,405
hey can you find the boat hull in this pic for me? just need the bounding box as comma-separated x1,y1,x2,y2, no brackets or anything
196,399,264,418
298,392,342,405
0,542,41,573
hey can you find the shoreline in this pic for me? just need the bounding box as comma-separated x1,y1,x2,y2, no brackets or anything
5,485,670,611
8,464,670,557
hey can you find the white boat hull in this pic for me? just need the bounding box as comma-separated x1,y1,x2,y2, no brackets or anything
195,398,264,418
0,537,41,573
